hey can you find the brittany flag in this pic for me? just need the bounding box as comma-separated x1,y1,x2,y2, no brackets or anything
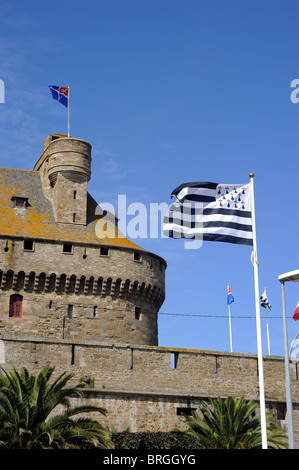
48,85,69,107
163,182,253,246
293,301,299,321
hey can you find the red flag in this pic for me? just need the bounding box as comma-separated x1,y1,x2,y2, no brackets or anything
293,301,299,321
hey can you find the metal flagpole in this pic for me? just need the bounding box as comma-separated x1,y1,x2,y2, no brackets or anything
228,303,233,353
281,280,295,448
278,273,297,449
265,304,271,355
68,85,70,137
228,297,233,353
249,172,268,449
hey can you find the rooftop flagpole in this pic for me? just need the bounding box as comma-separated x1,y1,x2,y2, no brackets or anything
249,172,268,449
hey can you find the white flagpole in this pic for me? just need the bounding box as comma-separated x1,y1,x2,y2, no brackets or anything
227,284,233,353
68,85,70,137
249,172,268,449
265,304,271,356
228,301,233,353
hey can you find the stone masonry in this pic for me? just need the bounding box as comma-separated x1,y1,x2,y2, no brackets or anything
0,336,298,443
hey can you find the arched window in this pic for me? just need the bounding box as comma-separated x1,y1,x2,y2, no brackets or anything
9,294,23,318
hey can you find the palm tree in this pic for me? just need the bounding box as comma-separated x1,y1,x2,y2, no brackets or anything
0,365,113,449
175,395,288,449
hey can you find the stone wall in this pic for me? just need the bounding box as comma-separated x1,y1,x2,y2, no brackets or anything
0,335,298,444
0,237,165,345
0,237,165,286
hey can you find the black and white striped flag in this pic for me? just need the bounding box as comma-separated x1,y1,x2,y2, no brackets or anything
163,182,253,246
260,289,272,310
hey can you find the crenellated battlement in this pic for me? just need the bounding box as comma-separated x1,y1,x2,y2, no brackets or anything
0,269,165,309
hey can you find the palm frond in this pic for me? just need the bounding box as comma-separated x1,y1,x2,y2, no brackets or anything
0,366,112,449
175,395,288,449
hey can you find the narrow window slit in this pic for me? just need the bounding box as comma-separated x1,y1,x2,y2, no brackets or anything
71,345,75,365
170,352,179,369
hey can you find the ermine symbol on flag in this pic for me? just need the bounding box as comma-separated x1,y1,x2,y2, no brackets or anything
163,182,253,246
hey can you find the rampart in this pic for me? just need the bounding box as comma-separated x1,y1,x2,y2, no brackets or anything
0,335,298,444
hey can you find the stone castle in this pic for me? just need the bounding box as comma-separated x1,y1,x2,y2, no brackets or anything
0,134,165,345
0,134,298,445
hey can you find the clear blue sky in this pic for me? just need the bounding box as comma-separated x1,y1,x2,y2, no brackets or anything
0,0,298,356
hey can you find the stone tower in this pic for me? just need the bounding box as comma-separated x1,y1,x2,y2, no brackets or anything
0,134,166,345
34,134,92,225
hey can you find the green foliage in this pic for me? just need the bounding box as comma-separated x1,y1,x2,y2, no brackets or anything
0,365,113,449
174,396,289,449
79,376,95,388
112,431,202,449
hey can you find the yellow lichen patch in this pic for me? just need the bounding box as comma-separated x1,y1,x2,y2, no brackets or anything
4,240,15,270
0,168,145,251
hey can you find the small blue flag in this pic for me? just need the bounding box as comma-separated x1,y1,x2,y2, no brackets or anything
49,85,69,107
227,284,234,304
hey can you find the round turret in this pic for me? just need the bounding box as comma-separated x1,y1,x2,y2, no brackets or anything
46,137,91,185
